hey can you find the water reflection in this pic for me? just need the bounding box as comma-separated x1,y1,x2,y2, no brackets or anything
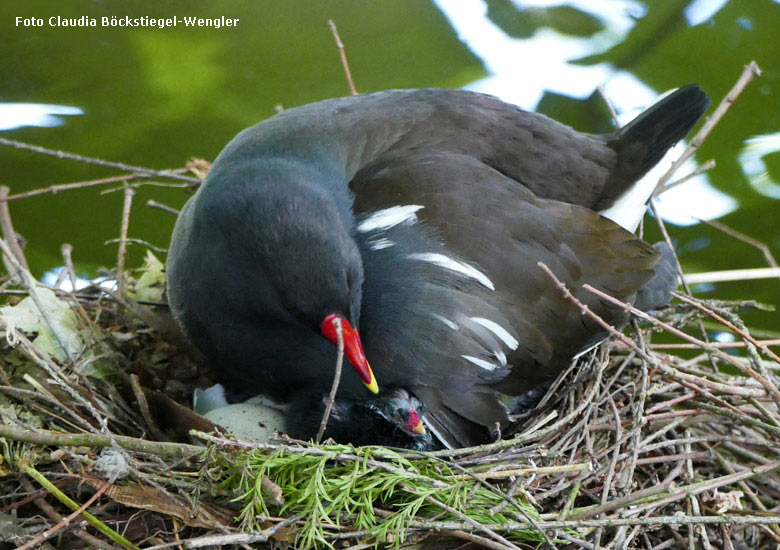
433,0,737,226
740,132,780,199
0,103,82,131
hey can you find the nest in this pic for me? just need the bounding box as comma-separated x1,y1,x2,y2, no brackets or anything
2,63,779,550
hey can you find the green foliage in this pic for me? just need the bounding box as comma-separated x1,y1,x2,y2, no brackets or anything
216,444,542,548
486,0,603,38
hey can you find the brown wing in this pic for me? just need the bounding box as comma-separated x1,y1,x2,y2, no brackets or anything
351,149,660,396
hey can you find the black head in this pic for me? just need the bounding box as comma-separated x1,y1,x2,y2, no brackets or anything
214,167,378,392
286,388,440,451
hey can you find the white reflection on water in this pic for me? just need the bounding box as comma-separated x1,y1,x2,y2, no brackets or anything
739,132,780,199
434,0,737,226
0,103,82,131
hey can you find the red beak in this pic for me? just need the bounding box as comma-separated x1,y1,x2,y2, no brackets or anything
320,314,379,394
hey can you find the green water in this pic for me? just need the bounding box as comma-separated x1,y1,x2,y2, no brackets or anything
1,0,778,331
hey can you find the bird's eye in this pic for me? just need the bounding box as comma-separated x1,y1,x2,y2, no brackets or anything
395,408,408,421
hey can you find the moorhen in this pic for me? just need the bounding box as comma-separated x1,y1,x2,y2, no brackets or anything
167,86,709,448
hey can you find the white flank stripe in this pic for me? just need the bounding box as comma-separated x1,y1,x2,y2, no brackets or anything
470,317,519,350
494,350,507,366
369,238,395,250
572,337,608,360
432,313,458,330
408,253,495,290
357,205,424,232
422,417,453,450
462,354,498,371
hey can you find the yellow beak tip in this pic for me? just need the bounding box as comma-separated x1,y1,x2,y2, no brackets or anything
413,423,426,435
365,376,379,395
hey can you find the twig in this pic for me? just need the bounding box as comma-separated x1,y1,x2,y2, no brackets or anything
597,85,620,129
0,422,202,459
147,199,181,215
0,237,74,362
5,173,136,201
60,243,79,290
695,217,779,269
116,186,135,299
25,465,139,550
583,284,780,407
328,20,357,95
594,398,622,550
402,513,780,532
416,489,522,550
0,136,200,183
129,374,167,441
104,237,167,253
0,185,29,272
16,479,110,550
19,478,110,549
683,267,780,284
317,316,344,443
146,513,304,549
453,463,589,480
661,158,716,194
652,61,761,197
650,339,780,350
672,292,780,365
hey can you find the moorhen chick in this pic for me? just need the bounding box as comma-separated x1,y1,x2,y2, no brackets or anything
167,86,709,448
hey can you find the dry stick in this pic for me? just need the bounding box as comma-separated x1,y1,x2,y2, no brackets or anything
115,186,135,300
594,398,623,550
672,291,780,365
412,489,522,550
695,217,779,270
419,453,556,550
6,173,137,201
16,479,110,550
440,529,523,550
105,236,167,253
575,482,672,521
147,199,180,215
328,19,357,95
625,461,780,517
651,339,780,350
597,85,621,129
650,201,720,377
652,61,762,198
19,478,111,550
662,158,716,194
584,283,780,408
429,354,608,458
403,513,780,533
144,513,304,549
0,185,29,272
539,266,764,401
453,463,589,480
683,429,711,550
622,322,648,490
683,267,780,284
60,243,79,290
0,136,200,183
129,373,167,441
0,423,201,458
25,465,139,550
317,316,345,443
98,286,202,362
712,450,780,539
0,237,73,362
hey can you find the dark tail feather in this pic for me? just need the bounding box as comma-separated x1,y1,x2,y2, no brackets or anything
634,242,678,312
608,85,710,191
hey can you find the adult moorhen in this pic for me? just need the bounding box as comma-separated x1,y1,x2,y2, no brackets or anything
167,86,709,448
